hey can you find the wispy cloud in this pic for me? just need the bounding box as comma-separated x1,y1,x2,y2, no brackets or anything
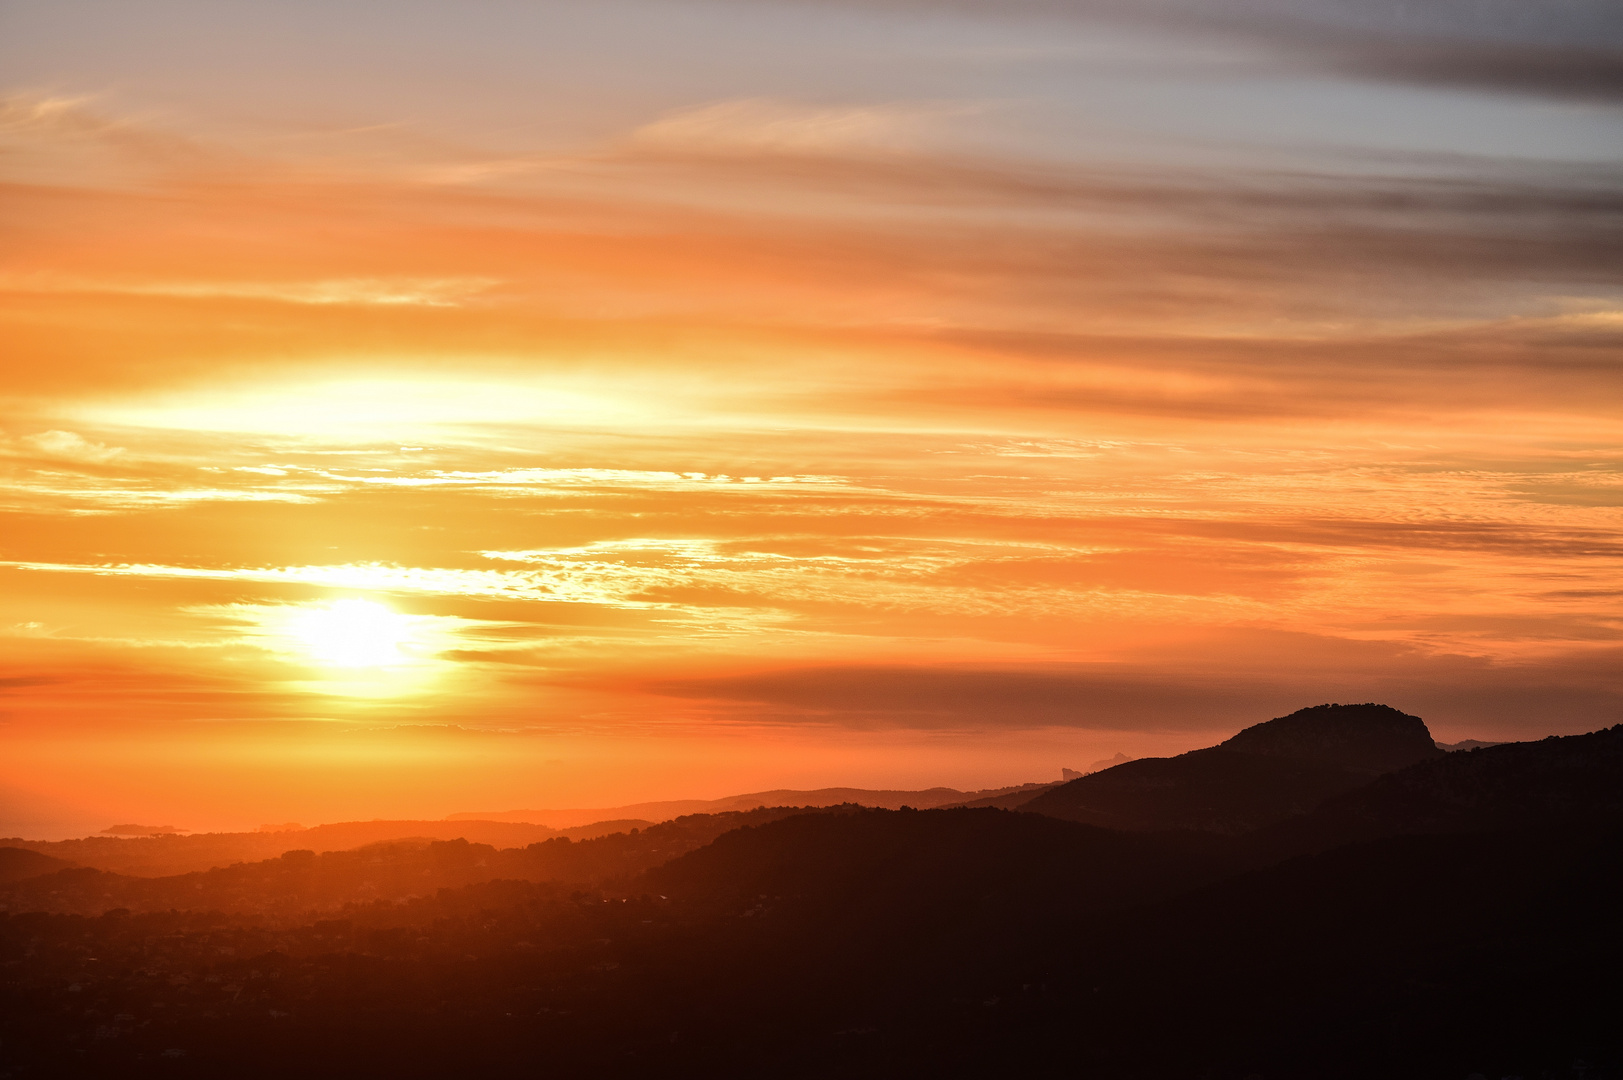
0,273,501,308
631,98,975,155
5,430,124,464
728,0,1623,102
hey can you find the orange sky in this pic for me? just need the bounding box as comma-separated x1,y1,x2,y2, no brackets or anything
2,0,1621,835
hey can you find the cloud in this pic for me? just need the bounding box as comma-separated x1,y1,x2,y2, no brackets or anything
3,88,1619,381
1218,0,1623,102
635,663,1274,728
0,461,325,513
0,274,501,308
0,94,120,139
12,430,123,464
331,468,848,490
1313,36,1623,101
0,92,220,183
0,674,67,689
584,647,1623,734
631,98,971,155
725,0,1623,102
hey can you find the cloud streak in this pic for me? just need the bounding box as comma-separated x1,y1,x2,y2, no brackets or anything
730,0,1623,101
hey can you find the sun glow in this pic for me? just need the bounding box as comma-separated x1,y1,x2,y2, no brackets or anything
285,599,422,669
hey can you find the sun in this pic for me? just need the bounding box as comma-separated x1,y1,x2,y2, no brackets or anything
285,598,420,668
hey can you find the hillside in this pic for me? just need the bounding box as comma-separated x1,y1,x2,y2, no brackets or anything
0,846,74,884
1022,703,1442,832
0,807,811,918
1262,723,1623,855
2,786,1060,879
2,711,1619,1078
642,806,1235,964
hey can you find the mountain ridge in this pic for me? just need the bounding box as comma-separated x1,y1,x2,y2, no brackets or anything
446,783,1058,828
1022,702,1446,833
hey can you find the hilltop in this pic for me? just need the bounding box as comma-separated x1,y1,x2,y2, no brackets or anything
446,783,1057,829
1021,703,1444,832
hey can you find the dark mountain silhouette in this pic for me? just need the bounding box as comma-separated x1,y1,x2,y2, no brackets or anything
1022,703,1442,832
0,846,73,884
1262,722,1623,855
5,807,1613,1077
929,824,1622,1079
642,805,1233,941
1,709,1618,1079
1218,702,1442,771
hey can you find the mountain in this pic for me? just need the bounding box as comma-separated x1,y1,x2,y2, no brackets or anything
2,786,1064,881
949,783,1061,810
1217,702,1443,771
3,712,1619,1079
0,846,74,884
1262,722,1623,855
0,807,815,918
0,819,564,878
1436,738,1504,751
446,783,1054,828
8,789,1612,1078
1021,703,1442,833
0,786,1067,881
928,823,1623,1079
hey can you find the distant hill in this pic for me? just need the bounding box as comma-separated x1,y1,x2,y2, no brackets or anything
1022,703,1442,833
2,787,1055,879
950,783,1062,810
448,784,1053,828
0,846,74,884
1,819,563,877
0,807,815,917
1061,752,1135,781
1435,738,1504,751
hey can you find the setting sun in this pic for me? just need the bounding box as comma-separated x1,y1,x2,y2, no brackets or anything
285,599,420,669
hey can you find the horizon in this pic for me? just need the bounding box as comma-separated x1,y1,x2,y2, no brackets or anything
2,678,1618,1073
0,701,1562,840
3,0,1621,838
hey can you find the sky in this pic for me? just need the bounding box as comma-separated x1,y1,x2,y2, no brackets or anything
1,0,1620,836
